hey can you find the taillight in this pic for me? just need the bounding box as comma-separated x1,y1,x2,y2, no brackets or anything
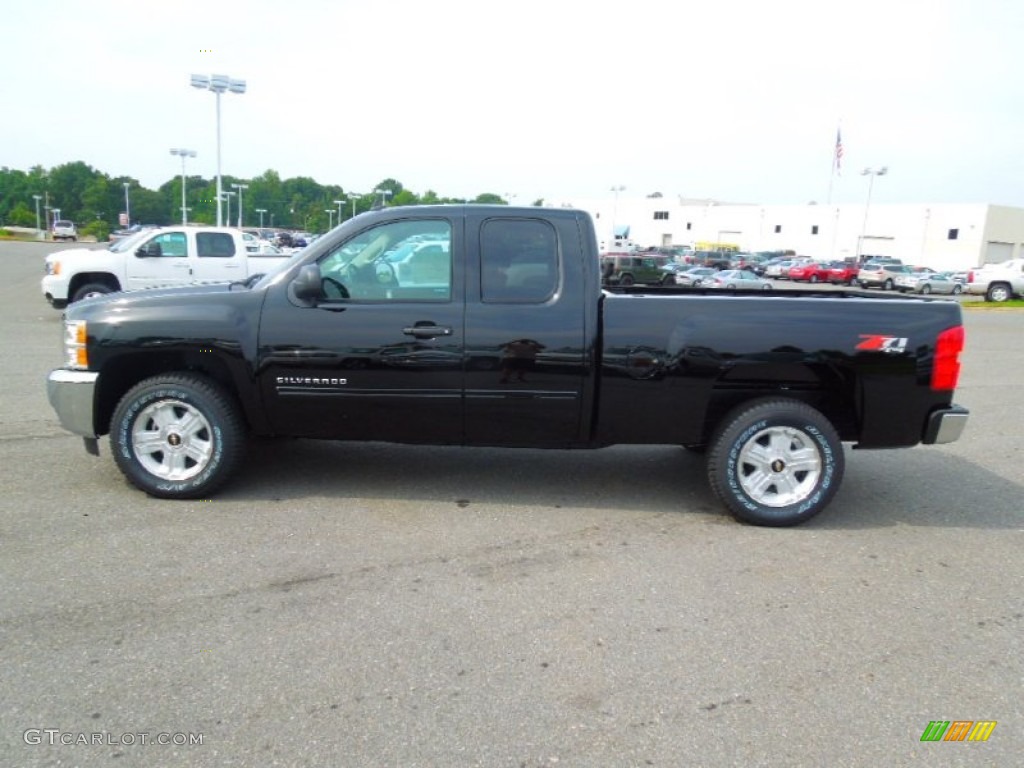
967,270,975,283
931,325,964,391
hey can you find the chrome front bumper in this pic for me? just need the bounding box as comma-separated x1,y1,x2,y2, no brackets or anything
923,404,970,445
47,369,99,438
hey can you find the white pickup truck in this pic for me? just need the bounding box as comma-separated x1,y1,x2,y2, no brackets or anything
965,259,1024,302
42,226,290,308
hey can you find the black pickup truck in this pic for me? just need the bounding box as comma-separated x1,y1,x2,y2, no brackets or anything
47,205,969,526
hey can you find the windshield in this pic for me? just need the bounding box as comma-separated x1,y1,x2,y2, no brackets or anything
251,249,308,290
107,229,152,253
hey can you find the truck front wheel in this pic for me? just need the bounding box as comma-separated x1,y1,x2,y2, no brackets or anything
72,283,114,303
110,374,245,499
706,399,844,526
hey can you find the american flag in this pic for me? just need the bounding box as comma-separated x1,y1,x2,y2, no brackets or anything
834,128,844,175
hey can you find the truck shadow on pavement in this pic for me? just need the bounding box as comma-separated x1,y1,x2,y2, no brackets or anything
224,439,1021,531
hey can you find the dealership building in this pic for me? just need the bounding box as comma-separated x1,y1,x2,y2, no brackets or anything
552,195,1024,272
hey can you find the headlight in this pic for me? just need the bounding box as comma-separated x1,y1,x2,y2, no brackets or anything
46,260,61,275
64,319,89,369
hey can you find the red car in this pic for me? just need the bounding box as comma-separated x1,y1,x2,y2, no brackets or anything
787,261,830,283
826,261,859,285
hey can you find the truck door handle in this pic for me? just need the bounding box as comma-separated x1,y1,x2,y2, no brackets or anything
402,324,453,338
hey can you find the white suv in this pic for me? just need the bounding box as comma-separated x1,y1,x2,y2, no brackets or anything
52,220,77,242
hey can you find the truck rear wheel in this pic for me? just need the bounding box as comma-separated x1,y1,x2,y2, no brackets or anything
110,374,245,499
986,282,1011,302
706,399,844,526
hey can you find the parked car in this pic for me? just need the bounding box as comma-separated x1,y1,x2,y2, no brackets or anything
910,272,964,295
787,261,831,283
674,266,717,286
755,257,786,277
763,259,795,279
601,253,674,285
685,250,733,270
894,271,926,292
705,269,773,290
858,262,913,290
826,261,860,285
52,220,77,242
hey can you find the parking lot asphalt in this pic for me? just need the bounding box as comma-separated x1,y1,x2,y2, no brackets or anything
1,240,1020,767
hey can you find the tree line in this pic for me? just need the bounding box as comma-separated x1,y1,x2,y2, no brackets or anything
0,162,532,240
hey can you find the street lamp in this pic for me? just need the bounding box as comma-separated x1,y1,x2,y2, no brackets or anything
349,194,360,219
231,182,249,227
374,188,392,207
190,73,247,226
333,199,344,223
325,209,335,229
32,194,42,234
169,148,197,225
255,208,267,228
223,190,236,227
123,182,131,228
610,185,625,246
858,166,888,260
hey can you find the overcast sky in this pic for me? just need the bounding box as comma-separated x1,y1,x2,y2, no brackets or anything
4,0,1023,208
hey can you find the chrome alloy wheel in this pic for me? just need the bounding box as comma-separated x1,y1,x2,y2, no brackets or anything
736,426,823,507
131,398,214,481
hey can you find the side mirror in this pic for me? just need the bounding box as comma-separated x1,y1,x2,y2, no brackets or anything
135,242,161,258
289,263,322,307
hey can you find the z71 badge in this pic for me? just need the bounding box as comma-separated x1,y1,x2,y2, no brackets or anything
856,334,909,353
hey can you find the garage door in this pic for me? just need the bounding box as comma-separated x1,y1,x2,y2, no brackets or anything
984,241,1014,264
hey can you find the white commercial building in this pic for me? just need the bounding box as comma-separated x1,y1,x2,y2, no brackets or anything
551,195,1024,271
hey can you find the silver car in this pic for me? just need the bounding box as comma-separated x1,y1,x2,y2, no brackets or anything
705,269,774,290
912,272,964,295
674,266,717,286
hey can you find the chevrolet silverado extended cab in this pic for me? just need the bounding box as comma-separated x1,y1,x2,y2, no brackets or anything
42,226,289,308
46,205,969,526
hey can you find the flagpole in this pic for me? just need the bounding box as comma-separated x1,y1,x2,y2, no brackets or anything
827,125,842,206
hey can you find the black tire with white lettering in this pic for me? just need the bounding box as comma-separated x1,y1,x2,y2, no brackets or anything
707,399,844,526
110,374,245,498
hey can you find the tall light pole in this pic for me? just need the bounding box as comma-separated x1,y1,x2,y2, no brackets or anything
123,182,131,228
325,209,335,229
231,182,249,227
32,194,42,234
255,208,267,228
610,185,625,247
349,194,360,219
333,199,344,223
858,166,888,260
169,148,197,225
374,188,392,207
190,73,246,226
223,191,236,227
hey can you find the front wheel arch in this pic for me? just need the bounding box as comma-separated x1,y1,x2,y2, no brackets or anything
706,398,845,526
68,273,121,303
